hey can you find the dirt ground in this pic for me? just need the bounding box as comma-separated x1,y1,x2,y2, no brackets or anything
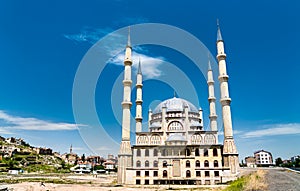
3,174,221,191
7,182,160,191
265,168,300,191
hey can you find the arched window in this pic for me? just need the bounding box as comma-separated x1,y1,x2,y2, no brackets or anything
145,160,149,167
186,160,190,168
136,160,141,167
137,149,141,157
186,148,191,156
204,160,209,167
154,160,158,167
168,121,183,131
204,148,208,157
214,160,219,167
186,170,191,178
153,149,158,156
150,135,161,145
191,134,202,144
196,160,200,167
145,149,149,157
213,148,218,156
204,134,216,144
195,148,200,156
163,170,168,178
163,160,167,168
137,135,149,145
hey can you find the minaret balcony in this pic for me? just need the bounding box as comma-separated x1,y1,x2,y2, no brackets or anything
123,79,132,86
218,75,229,82
220,97,231,105
124,59,132,66
122,101,132,107
136,83,143,88
217,53,226,60
208,96,216,101
207,80,214,85
209,115,218,119
135,100,143,104
135,116,143,121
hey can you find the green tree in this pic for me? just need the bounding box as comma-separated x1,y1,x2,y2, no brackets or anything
275,157,283,166
81,154,85,162
94,165,104,170
295,158,300,167
61,160,66,169
7,159,18,169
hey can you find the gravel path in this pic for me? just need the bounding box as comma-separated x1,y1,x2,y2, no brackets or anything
266,168,300,191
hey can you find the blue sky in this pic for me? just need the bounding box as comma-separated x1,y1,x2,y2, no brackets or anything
0,0,299,161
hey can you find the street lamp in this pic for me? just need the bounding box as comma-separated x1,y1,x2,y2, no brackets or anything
166,163,173,190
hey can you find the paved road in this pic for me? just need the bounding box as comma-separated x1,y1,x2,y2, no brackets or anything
266,168,300,191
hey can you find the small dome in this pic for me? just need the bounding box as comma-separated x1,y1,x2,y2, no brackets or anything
149,122,161,128
166,134,187,142
153,97,199,114
190,120,201,127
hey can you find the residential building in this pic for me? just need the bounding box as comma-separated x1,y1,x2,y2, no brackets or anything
254,150,273,166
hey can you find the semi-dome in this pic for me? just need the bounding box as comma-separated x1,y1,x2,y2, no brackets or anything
166,134,187,142
153,97,199,114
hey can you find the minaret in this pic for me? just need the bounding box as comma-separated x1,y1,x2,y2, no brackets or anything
135,59,143,132
70,144,73,154
207,58,218,131
148,109,152,129
117,27,133,184
216,21,239,176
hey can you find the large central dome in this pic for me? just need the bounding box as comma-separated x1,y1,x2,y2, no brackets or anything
153,97,199,114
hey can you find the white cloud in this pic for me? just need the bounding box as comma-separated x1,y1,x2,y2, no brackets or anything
64,15,149,44
0,128,14,135
0,110,84,131
240,123,300,138
96,146,111,151
64,27,114,44
218,130,242,136
64,26,166,79
110,52,165,79
71,147,84,151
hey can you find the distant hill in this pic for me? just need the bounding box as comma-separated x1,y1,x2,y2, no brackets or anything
0,138,72,173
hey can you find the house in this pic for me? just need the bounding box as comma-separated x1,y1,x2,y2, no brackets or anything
254,150,273,166
245,156,256,168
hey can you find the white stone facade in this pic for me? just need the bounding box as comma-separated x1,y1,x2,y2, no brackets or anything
118,24,239,185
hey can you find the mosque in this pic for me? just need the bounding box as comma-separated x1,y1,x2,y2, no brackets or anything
117,24,239,185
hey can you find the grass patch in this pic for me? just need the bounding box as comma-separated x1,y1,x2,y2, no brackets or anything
223,177,246,191
223,170,268,191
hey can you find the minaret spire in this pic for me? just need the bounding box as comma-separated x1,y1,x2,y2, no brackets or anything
70,144,73,154
207,55,218,133
137,58,142,74
135,59,143,133
217,19,223,42
208,58,212,71
127,26,131,47
118,26,133,184
216,21,239,177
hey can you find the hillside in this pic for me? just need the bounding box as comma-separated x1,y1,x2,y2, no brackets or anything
0,139,72,173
